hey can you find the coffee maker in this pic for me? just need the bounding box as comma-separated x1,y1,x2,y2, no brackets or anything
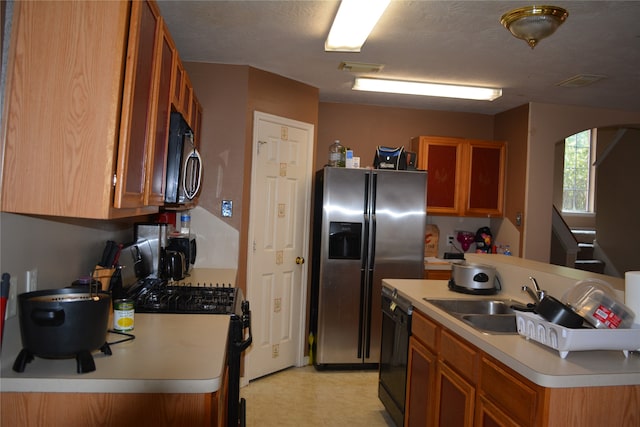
167,236,196,273
134,223,168,278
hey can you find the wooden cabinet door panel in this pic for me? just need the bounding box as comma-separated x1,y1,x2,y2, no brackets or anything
465,141,505,216
405,337,437,427
1,1,130,218
479,357,538,427
172,58,185,113
145,21,175,205
412,136,464,215
476,395,521,427
114,0,160,208
435,362,475,427
440,329,478,384
428,144,460,210
411,309,439,352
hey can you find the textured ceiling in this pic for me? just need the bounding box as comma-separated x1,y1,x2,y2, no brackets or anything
157,1,640,115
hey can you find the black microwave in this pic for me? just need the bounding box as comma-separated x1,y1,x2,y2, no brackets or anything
165,112,202,204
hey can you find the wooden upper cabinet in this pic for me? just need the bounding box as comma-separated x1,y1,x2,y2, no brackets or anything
412,136,464,215
411,136,506,217
114,0,162,209
144,20,176,206
465,140,506,217
1,0,185,218
172,57,186,113
181,73,194,123
191,95,203,146
1,0,142,218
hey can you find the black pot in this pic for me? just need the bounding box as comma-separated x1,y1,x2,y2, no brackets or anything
16,288,111,358
535,295,587,329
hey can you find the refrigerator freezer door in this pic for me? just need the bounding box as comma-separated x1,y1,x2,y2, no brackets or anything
316,168,369,365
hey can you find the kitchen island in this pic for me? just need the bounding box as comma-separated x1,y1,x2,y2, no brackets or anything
0,313,230,426
384,254,640,426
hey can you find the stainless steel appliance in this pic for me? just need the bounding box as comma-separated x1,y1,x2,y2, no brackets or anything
449,262,500,295
134,223,168,278
311,167,427,367
128,279,252,427
165,112,202,204
167,236,197,273
379,286,412,427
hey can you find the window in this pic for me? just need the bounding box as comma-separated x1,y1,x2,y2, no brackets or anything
562,129,594,213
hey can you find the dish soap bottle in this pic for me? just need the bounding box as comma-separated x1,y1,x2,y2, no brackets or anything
328,140,343,167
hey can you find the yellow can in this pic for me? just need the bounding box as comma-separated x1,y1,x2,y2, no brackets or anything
113,299,134,331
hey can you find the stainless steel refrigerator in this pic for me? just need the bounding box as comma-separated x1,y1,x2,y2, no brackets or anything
311,167,427,368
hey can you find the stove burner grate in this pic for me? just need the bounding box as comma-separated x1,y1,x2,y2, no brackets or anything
129,279,240,315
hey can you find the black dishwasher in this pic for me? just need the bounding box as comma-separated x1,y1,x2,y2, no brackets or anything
378,286,412,427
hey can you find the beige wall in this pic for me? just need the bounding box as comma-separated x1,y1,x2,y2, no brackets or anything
525,103,640,262
494,104,529,255
184,63,249,231
317,102,495,172
596,128,640,273
184,63,319,290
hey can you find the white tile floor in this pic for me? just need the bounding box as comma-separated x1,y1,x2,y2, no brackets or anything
240,366,395,426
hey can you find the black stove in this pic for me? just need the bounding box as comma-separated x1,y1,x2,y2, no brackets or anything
127,278,251,427
128,278,242,315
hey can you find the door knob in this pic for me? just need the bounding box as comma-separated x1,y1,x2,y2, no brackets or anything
296,257,305,265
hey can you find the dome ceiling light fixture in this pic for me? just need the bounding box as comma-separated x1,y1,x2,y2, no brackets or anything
500,5,569,49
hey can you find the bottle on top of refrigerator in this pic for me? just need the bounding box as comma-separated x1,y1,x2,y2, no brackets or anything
338,146,347,168
328,140,343,167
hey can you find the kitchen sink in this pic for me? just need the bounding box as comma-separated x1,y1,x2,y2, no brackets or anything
423,298,522,334
459,314,518,334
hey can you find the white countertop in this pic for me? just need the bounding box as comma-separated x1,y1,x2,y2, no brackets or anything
383,277,640,388
0,313,230,394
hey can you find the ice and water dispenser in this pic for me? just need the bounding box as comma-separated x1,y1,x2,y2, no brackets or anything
328,222,362,260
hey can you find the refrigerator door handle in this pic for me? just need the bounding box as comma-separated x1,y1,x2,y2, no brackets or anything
364,267,374,359
364,173,377,359
357,271,366,359
369,173,377,266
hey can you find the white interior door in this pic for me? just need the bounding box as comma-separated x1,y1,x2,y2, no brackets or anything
245,111,314,381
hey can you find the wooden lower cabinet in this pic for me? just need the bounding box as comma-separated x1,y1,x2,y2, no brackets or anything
434,362,475,427
1,368,228,427
405,336,437,427
476,395,521,427
405,308,640,427
423,269,452,280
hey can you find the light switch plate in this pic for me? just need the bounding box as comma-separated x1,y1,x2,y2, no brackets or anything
222,200,233,217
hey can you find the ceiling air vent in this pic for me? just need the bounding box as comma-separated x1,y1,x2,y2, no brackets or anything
557,74,607,88
338,62,384,73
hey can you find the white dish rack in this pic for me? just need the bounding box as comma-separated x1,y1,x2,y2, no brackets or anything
515,311,640,359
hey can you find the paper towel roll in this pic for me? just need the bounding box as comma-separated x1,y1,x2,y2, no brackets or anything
624,271,640,321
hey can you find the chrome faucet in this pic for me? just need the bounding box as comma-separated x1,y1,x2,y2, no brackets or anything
521,276,545,303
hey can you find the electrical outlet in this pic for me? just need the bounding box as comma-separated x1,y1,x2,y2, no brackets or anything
26,268,38,292
8,277,18,317
447,235,455,246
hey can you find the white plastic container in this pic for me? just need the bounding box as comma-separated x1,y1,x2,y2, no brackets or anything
328,140,342,167
562,279,635,329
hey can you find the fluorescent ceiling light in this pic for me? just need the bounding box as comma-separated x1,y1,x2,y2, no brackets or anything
325,0,390,52
353,77,503,101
